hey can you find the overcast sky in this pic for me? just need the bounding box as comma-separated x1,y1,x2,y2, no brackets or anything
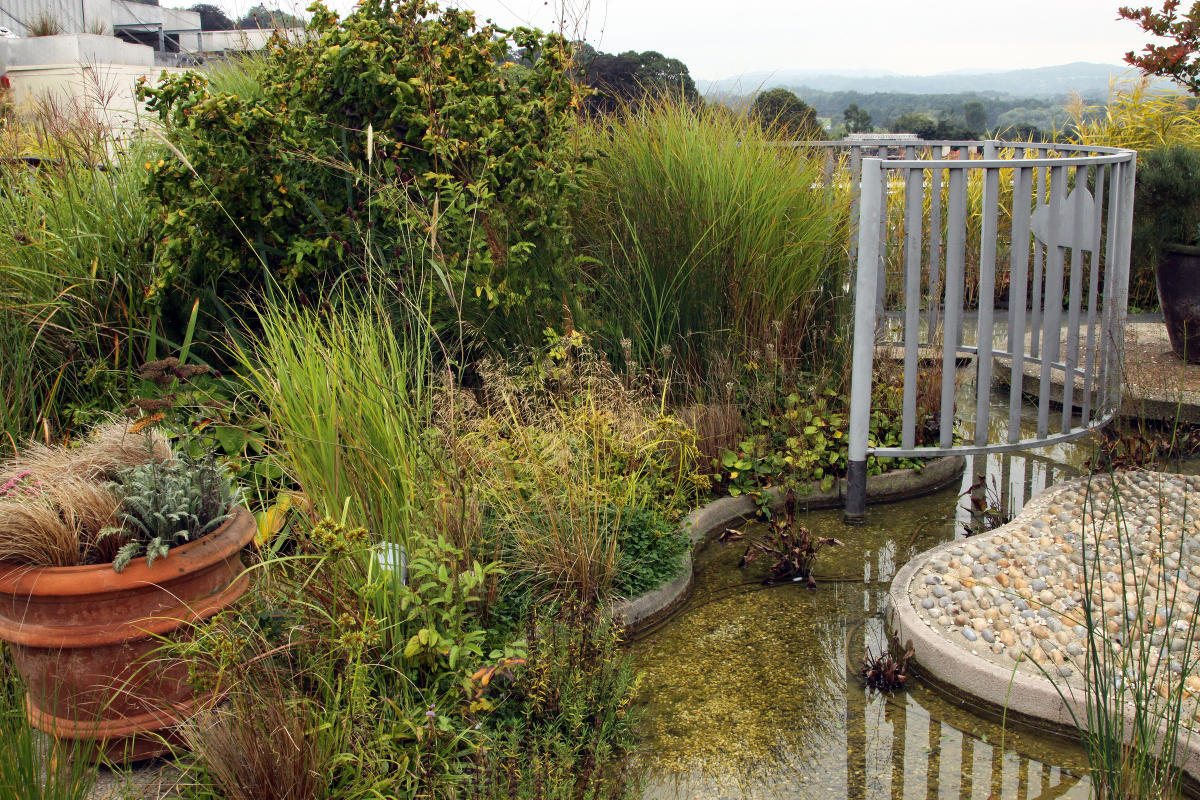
250,0,1155,81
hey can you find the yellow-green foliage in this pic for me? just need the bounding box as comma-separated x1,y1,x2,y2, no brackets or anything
1065,77,1200,151
1065,78,1200,307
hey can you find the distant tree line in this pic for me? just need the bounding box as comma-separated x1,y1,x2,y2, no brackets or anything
714,87,1099,140
188,3,305,31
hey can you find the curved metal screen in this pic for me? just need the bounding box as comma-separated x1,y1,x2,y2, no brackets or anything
831,140,1137,522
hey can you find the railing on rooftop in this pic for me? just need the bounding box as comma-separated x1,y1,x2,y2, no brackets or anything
807,139,1137,523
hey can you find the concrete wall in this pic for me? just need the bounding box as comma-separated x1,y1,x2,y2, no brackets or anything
111,0,198,34
1,32,152,65
0,0,112,36
4,59,183,132
193,26,303,53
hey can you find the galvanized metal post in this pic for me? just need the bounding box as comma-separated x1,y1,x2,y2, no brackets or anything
845,158,884,525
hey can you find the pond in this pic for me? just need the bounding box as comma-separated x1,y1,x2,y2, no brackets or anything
629,375,1200,800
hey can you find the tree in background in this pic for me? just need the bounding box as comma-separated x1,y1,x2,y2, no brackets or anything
575,44,698,113
237,4,305,28
1119,1,1200,95
751,88,821,139
963,100,987,133
843,102,872,133
890,112,937,138
189,3,234,30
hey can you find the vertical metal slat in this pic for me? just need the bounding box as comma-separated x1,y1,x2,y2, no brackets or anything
1037,165,1067,438
1030,150,1048,358
902,166,925,449
844,157,885,523
1061,164,1088,431
974,163,1000,446
940,166,968,449
927,164,944,342
1007,166,1033,443
1081,164,1106,426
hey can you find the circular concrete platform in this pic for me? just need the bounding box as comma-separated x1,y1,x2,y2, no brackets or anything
890,471,1200,780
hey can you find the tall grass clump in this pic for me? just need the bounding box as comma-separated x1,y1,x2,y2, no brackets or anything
1066,77,1200,152
575,98,852,385
1052,472,1200,799
1064,78,1200,309
235,297,435,550
0,124,161,452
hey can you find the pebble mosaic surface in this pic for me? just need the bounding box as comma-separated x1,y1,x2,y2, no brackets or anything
908,472,1200,698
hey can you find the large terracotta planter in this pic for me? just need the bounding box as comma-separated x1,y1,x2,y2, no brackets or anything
1157,244,1200,363
0,507,254,761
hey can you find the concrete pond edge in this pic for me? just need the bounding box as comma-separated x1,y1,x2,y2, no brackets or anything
888,473,1200,783
612,454,965,633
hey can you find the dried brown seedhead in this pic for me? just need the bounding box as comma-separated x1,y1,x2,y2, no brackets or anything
0,494,81,567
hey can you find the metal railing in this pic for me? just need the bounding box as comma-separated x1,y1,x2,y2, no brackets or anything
828,139,1137,522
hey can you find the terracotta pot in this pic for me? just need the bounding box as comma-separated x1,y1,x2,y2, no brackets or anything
0,507,254,761
1157,244,1200,363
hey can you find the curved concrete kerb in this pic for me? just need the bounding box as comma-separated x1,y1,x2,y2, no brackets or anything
890,471,1200,781
612,455,964,633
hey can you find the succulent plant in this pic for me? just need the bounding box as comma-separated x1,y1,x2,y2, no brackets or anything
99,454,241,572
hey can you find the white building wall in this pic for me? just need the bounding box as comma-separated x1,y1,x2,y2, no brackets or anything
1,0,112,35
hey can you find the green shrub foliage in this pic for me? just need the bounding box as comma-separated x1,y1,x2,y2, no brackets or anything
612,505,688,597
139,0,585,343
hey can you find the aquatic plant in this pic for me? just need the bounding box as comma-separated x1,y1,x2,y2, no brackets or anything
861,639,915,694
958,473,1013,537
721,489,844,588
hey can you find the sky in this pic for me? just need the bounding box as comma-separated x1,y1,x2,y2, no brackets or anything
281,0,1153,81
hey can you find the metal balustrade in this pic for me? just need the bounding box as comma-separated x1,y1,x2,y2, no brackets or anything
818,139,1137,523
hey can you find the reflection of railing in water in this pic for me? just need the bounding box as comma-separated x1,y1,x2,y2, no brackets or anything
845,611,1087,799
955,450,1078,538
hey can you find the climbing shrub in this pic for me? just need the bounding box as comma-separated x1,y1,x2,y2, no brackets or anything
139,0,585,345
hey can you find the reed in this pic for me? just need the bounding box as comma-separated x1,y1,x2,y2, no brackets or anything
0,126,161,451
0,647,98,800
1045,473,1200,799
575,97,852,383
234,297,435,550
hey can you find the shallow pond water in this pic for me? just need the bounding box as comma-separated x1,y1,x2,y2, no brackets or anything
629,477,1093,800
630,363,1199,799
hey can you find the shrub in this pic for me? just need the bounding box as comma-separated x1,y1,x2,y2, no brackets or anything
453,335,706,607
1065,80,1200,308
180,518,513,800
139,0,586,347
1132,145,1200,260
469,605,641,800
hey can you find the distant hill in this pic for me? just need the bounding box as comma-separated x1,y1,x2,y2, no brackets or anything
701,62,1154,100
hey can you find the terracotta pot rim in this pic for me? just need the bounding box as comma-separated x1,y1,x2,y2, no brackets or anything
0,507,254,596
1163,242,1200,257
